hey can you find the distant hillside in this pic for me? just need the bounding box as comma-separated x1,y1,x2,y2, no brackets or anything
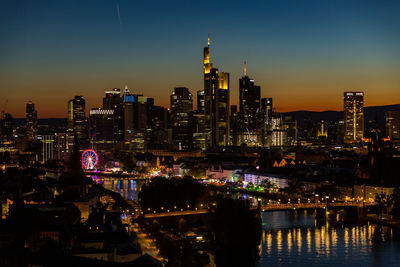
283,104,400,128
0,118,68,128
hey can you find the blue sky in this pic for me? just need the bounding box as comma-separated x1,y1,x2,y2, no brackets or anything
1,0,399,117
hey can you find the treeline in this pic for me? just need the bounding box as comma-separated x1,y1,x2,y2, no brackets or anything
138,176,206,212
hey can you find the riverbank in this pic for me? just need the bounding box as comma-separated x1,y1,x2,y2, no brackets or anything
205,184,288,201
367,214,400,229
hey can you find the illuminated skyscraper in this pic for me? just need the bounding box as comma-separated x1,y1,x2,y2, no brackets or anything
261,98,273,124
89,108,115,151
344,91,364,143
197,90,205,112
1,113,13,143
26,101,38,141
123,88,148,151
170,87,193,151
68,95,88,148
103,88,124,143
39,134,55,162
203,33,230,147
261,98,273,146
386,110,400,142
239,62,260,131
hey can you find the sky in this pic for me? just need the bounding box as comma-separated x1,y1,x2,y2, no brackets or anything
1,0,400,118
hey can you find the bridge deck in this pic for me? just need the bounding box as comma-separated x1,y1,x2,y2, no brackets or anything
141,202,374,218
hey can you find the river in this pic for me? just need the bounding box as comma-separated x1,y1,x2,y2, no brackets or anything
257,210,400,266
92,176,400,266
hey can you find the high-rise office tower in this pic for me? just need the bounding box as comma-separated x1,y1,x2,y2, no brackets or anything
68,96,88,148
270,115,287,147
170,87,193,151
123,89,148,151
239,62,261,132
26,101,38,141
197,90,205,112
103,88,124,143
261,98,273,124
193,90,206,150
230,105,239,146
89,108,115,151
261,98,273,146
386,111,400,142
344,92,364,143
40,134,55,162
283,115,297,146
123,88,135,144
1,113,13,143
148,105,169,149
192,110,207,150
203,33,230,148
54,132,71,161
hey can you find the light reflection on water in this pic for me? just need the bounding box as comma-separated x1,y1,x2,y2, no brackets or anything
92,176,138,201
257,210,400,266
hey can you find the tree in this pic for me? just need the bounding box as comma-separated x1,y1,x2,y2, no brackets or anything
119,154,137,172
389,188,400,218
260,178,274,190
209,197,262,267
184,167,206,179
285,177,303,195
375,192,388,218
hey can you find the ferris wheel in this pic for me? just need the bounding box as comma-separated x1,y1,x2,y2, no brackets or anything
81,149,99,170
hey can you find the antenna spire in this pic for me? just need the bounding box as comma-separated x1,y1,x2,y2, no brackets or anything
208,31,210,46
244,60,247,76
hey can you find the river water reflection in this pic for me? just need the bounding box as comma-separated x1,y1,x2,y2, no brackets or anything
93,176,138,201
93,177,400,266
258,210,400,266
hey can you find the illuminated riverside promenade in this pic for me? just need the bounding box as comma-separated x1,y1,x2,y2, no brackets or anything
261,202,374,212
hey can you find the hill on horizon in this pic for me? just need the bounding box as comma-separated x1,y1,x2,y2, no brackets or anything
282,104,400,129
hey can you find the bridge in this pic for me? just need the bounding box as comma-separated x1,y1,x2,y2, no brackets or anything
143,209,208,219
138,202,376,219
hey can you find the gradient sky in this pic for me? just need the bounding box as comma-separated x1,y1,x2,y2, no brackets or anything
1,0,400,118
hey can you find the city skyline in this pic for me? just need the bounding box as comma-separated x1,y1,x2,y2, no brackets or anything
2,0,400,118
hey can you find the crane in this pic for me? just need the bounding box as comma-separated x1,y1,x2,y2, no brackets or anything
1,99,8,117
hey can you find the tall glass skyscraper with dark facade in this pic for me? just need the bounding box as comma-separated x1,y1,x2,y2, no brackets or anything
170,87,193,151
68,95,87,148
344,91,364,143
26,101,38,141
203,33,230,148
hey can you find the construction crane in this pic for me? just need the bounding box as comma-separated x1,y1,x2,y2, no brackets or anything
1,99,8,117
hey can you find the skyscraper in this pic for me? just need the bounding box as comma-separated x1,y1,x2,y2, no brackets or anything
261,98,273,146
344,92,364,143
203,33,230,148
68,95,88,148
197,90,205,112
386,111,400,142
170,87,193,151
239,62,261,132
26,101,38,141
103,88,124,144
89,108,115,151
261,98,273,124
1,113,13,143
40,134,55,162
147,105,169,149
123,89,148,151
